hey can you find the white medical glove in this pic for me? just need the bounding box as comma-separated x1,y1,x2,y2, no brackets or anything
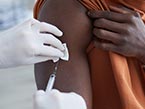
33,89,87,109
0,18,66,68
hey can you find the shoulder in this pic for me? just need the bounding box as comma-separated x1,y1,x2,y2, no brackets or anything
38,0,92,50
39,0,87,14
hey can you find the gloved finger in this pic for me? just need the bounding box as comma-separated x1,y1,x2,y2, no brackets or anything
34,90,45,100
33,90,47,106
40,34,64,51
48,89,62,100
31,20,41,34
30,18,41,25
35,90,45,97
33,56,59,64
39,22,63,37
24,18,40,29
37,46,64,57
50,89,60,94
21,18,41,35
30,19,63,36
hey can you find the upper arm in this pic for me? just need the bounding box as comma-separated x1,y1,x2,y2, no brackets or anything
35,0,92,108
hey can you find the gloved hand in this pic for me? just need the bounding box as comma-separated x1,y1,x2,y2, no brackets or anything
33,89,87,109
0,18,67,68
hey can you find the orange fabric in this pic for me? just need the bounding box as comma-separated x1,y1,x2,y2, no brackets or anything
34,0,45,19
34,0,145,109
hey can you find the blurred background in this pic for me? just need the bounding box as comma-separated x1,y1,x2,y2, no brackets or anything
0,0,37,109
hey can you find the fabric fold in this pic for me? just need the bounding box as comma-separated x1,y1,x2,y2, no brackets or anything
78,0,145,108
34,0,145,109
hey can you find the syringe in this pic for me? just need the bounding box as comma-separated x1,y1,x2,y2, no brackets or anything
46,62,59,92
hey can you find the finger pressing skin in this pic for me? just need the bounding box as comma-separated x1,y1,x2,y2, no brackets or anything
88,10,131,23
40,34,64,51
37,46,64,57
94,18,125,33
39,22,63,36
93,28,123,44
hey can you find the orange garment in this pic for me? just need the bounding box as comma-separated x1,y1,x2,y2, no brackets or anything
34,0,145,109
34,0,45,19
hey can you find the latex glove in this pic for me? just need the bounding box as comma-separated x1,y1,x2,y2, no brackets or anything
33,89,87,109
0,18,67,68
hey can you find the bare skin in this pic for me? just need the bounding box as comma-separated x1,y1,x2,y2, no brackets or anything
35,0,92,109
88,6,145,64
35,1,145,109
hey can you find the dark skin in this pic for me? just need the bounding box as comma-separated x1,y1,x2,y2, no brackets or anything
35,0,92,109
35,2,145,109
88,6,145,64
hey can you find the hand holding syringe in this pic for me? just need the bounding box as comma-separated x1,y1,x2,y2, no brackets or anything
33,62,87,109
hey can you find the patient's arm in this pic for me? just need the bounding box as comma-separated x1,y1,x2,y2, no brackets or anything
35,0,92,108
